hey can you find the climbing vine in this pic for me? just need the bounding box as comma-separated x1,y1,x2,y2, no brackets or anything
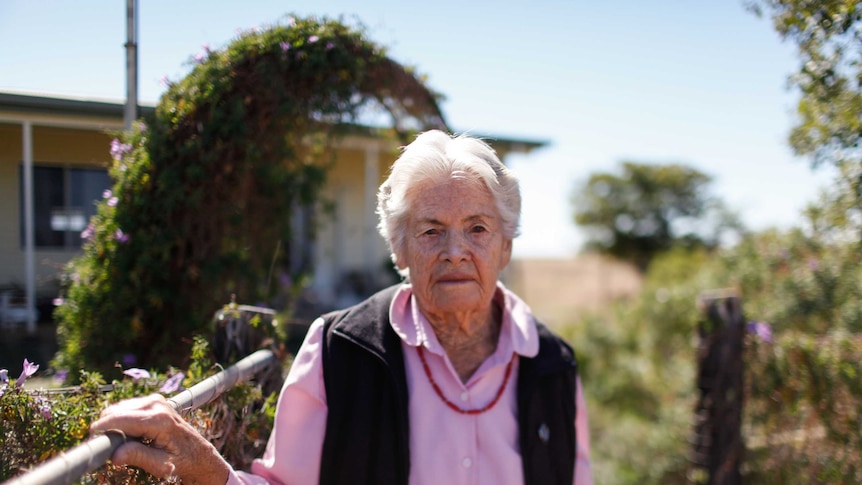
54,15,447,378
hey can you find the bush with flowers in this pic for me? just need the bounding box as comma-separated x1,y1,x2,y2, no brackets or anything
561,206,862,484
52,14,446,380
0,337,280,483
715,219,862,483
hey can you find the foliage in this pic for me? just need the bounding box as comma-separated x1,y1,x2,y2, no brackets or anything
749,0,862,170
748,0,862,241
0,338,283,484
708,222,862,482
53,15,447,379
571,161,744,271
804,161,862,246
562,212,862,483
715,226,862,334
744,331,862,484
735,5,862,477
560,248,715,484
561,3,862,482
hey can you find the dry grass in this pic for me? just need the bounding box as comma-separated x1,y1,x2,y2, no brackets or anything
506,253,643,328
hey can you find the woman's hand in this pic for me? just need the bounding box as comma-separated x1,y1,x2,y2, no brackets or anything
90,394,230,485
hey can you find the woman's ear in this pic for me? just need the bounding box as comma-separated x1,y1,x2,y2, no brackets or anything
500,238,513,269
393,243,408,271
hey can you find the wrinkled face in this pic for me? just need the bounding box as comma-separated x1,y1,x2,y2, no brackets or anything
396,177,512,319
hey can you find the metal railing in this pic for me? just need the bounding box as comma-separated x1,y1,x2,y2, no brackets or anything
3,349,277,485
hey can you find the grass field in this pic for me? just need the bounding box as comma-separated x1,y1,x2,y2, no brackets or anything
507,254,643,328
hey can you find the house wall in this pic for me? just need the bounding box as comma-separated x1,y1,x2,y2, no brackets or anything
311,141,399,307
0,122,113,297
1,120,402,310
1,111,537,315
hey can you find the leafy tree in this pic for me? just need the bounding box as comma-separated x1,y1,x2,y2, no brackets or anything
54,15,447,379
749,0,862,243
557,4,862,482
749,0,862,170
571,161,744,271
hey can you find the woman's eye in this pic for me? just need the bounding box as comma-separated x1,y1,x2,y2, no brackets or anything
423,228,439,236
471,225,487,233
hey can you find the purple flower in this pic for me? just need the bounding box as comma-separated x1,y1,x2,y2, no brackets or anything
103,189,113,199
122,353,137,367
308,35,319,43
52,297,64,306
280,41,290,52
193,44,210,63
54,369,69,383
16,359,39,387
747,321,773,343
115,229,130,244
326,42,334,50
0,369,7,398
110,139,132,161
279,271,292,287
38,398,52,419
123,368,151,382
160,75,170,87
286,17,296,27
81,222,95,240
110,138,121,156
807,258,819,271
108,196,118,207
159,371,185,394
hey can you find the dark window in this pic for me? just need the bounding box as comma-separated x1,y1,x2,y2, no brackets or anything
20,165,111,249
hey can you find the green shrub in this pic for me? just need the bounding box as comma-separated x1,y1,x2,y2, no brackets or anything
53,15,446,380
713,225,862,483
561,222,862,483
1,337,282,484
744,331,862,484
561,247,713,485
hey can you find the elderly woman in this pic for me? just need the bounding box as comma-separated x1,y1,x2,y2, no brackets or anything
92,130,592,485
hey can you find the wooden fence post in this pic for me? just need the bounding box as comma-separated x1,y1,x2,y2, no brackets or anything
689,290,744,485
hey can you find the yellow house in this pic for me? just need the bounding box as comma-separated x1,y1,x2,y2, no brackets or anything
0,91,546,333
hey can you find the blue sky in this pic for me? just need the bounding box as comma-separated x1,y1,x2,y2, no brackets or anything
0,1,835,257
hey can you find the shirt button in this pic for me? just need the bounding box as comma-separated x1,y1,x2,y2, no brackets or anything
462,457,473,468
460,391,469,402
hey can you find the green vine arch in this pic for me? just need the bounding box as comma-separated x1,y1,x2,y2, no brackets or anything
54,15,448,378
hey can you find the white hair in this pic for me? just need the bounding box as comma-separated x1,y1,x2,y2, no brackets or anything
376,130,521,273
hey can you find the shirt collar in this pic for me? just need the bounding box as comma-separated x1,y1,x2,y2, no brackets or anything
388,281,539,358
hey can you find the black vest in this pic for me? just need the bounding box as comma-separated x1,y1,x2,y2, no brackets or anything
318,285,578,485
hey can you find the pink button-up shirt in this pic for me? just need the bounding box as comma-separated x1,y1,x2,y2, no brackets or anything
228,283,592,485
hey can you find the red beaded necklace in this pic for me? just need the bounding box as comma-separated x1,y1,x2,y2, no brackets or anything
416,346,514,415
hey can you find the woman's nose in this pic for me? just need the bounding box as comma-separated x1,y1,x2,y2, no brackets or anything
443,232,470,262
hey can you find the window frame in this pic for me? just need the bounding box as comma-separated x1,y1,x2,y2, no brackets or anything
19,163,111,251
